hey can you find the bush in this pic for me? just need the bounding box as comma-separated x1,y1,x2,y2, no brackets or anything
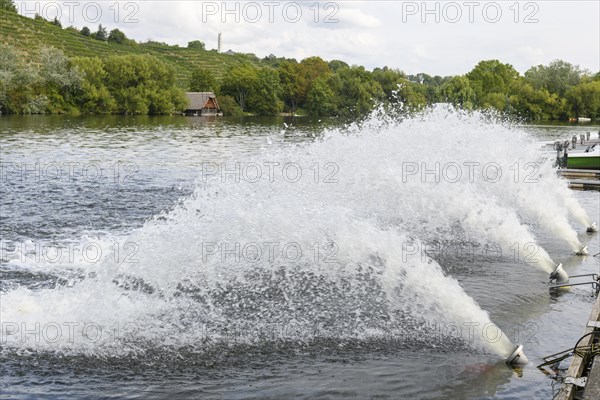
187,40,205,50
217,95,243,116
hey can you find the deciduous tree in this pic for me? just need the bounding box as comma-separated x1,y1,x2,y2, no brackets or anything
441,76,475,109
187,40,205,50
566,79,600,118
331,66,384,117
525,60,584,96
220,64,258,112
466,60,519,108
189,68,218,92
108,29,127,44
277,61,304,114
248,67,283,115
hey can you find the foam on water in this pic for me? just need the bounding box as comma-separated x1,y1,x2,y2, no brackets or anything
1,105,590,362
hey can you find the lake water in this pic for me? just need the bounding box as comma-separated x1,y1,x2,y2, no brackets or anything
1,110,599,399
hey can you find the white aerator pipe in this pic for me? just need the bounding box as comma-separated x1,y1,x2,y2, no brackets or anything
550,263,569,284
506,344,529,366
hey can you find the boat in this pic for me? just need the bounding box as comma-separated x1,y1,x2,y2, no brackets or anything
567,143,600,170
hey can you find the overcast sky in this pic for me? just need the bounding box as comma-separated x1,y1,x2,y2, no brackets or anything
18,1,600,76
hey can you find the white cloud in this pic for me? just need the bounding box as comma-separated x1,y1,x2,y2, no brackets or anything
334,7,382,29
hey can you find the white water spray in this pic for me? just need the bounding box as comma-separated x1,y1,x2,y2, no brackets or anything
6,105,590,364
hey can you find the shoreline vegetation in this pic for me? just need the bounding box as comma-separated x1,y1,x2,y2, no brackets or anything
1,1,599,120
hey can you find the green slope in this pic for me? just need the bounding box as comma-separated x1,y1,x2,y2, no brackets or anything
0,9,258,87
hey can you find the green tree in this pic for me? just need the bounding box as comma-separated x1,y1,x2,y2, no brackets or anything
277,61,304,114
80,26,91,36
71,56,116,113
331,66,384,116
329,60,349,72
147,87,186,115
408,73,448,103
525,60,584,96
565,79,600,118
261,54,297,68
247,67,283,115
189,68,218,92
396,81,428,109
94,24,107,41
466,60,519,108
38,47,82,112
108,29,127,44
298,57,331,101
299,57,330,81
306,76,336,116
0,44,39,114
170,88,189,113
51,17,62,28
217,95,243,116
275,56,332,113
372,67,406,99
187,40,205,50
2,46,82,114
103,54,185,114
508,80,564,120
0,0,17,12
0,44,17,112
220,64,258,111
441,76,475,109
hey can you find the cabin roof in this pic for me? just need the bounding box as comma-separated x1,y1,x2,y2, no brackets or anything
186,92,217,110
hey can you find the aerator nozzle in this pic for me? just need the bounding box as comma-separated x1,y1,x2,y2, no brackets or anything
506,344,528,366
576,246,588,256
587,222,598,233
550,263,569,284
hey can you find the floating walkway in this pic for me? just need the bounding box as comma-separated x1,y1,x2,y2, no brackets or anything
558,170,600,181
556,295,600,400
557,169,600,192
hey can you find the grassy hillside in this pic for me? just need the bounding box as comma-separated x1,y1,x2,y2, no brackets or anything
0,9,258,88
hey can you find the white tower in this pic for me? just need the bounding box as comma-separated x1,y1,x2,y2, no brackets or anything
218,33,222,53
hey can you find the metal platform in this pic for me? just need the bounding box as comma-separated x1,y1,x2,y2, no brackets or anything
557,296,600,400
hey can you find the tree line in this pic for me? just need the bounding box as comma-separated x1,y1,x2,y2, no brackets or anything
0,45,187,115
1,0,598,119
2,42,597,120
208,57,599,120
